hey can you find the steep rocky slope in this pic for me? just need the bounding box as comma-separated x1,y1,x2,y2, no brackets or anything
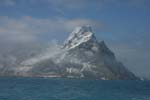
0,26,139,80
20,26,138,80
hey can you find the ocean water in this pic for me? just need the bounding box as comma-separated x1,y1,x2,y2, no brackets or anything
0,77,150,100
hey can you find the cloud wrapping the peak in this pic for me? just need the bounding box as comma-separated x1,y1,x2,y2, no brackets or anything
0,16,103,45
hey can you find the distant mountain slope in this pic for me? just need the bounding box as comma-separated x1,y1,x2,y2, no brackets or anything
0,26,139,80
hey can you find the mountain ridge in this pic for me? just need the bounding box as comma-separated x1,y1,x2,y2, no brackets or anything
0,26,139,80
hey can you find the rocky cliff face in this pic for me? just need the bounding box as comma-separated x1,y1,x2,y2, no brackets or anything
0,26,138,80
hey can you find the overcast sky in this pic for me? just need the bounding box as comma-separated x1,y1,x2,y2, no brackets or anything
0,0,150,78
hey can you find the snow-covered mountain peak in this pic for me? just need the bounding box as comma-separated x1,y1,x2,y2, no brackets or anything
0,25,138,80
72,25,92,34
63,26,96,49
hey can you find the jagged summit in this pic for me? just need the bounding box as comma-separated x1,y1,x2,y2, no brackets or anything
63,26,97,49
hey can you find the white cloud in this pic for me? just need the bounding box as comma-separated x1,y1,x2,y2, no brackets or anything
0,16,103,44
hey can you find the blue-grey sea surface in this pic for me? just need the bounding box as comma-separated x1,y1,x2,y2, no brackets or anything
0,77,150,100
